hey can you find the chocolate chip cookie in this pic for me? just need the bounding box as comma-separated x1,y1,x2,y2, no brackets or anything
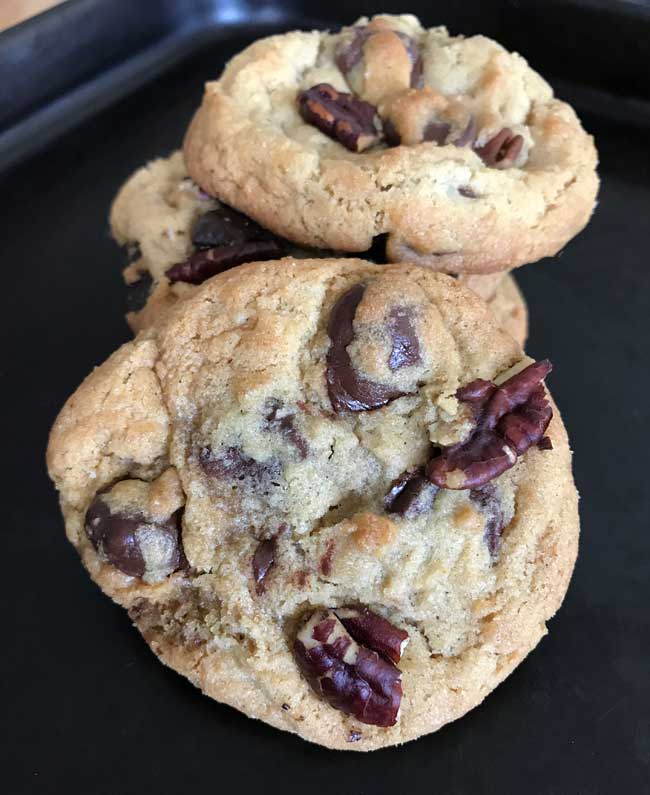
47,258,577,750
184,14,598,273
111,152,527,341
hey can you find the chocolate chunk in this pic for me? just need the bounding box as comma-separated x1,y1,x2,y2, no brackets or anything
427,360,553,489
293,610,403,727
199,446,281,483
126,271,153,313
166,239,283,285
252,538,277,594
191,206,275,250
336,26,422,89
458,186,477,199
470,485,505,558
452,116,477,148
475,128,524,167
326,284,410,412
264,399,309,459
84,494,181,579
423,120,451,145
335,606,409,664
384,467,438,518
297,84,380,153
387,307,421,370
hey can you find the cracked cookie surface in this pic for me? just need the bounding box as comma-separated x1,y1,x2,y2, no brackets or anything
111,151,527,341
184,13,598,273
47,258,577,750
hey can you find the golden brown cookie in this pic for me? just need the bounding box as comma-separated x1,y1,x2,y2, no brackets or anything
48,259,577,750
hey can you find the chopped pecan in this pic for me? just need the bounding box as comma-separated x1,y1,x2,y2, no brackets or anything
252,538,276,594
475,128,524,168
293,608,406,726
326,284,411,412
384,467,438,518
427,360,553,489
297,83,380,153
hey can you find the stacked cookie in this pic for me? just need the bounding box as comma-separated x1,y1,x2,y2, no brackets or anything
47,15,598,751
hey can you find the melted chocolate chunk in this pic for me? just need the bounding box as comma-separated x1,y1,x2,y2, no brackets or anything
475,128,524,167
84,494,181,578
126,272,153,313
387,307,421,370
427,361,553,489
336,26,422,88
191,206,275,250
326,284,410,412
297,84,380,153
199,446,281,483
252,538,277,594
384,467,438,518
166,239,283,285
264,399,309,459
470,485,505,558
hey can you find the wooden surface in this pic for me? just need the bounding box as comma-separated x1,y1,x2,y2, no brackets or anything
0,0,66,32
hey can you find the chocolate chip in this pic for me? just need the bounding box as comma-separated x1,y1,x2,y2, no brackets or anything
387,307,421,370
191,206,274,250
384,467,438,518
297,84,380,153
84,494,181,579
293,609,403,727
326,284,410,412
166,239,283,285
252,538,277,594
335,606,409,664
126,271,153,313
281,703,291,711
264,399,309,459
427,360,553,489
475,128,524,167
458,186,477,199
470,485,505,558
199,446,281,483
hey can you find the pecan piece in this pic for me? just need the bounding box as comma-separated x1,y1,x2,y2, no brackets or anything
293,609,405,726
427,360,553,489
326,284,412,412
297,83,380,153
475,128,524,168
384,467,438,519
336,607,409,664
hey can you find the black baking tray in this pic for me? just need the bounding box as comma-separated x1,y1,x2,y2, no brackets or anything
1,1,649,793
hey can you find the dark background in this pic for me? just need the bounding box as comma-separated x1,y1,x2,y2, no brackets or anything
1,1,649,793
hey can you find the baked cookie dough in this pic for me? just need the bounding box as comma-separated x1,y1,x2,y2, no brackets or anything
183,14,598,273
48,258,577,750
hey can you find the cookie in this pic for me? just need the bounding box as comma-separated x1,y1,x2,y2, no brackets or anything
184,14,598,273
48,258,578,751
110,152,528,342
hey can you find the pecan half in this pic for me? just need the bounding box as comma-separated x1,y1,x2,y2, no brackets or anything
326,284,412,412
297,83,380,153
475,128,524,168
293,608,406,726
384,467,439,519
427,360,553,489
